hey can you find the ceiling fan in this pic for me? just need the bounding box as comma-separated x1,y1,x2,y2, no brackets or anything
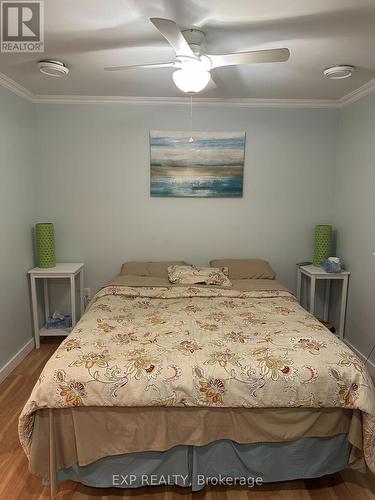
105,18,290,93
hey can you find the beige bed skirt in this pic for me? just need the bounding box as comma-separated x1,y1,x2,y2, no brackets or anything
30,406,364,478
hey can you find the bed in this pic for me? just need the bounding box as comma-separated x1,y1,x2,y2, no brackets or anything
19,261,375,495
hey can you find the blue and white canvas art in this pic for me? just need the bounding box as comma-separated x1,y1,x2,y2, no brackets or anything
150,130,245,197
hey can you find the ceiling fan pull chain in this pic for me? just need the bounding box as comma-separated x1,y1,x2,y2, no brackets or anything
189,95,194,143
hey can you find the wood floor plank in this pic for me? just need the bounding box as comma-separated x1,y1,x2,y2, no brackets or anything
1,338,374,500
258,480,311,499
340,468,375,499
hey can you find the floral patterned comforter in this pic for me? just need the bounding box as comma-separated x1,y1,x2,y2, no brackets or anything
19,285,375,472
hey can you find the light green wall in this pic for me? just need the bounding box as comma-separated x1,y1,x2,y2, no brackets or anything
6,86,374,375
34,104,339,295
0,85,35,369
334,92,375,356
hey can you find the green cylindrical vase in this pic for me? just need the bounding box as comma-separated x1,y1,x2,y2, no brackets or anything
313,224,332,267
35,223,56,268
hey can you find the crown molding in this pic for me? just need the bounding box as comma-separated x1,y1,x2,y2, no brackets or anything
338,77,375,107
0,69,374,108
0,70,34,101
31,94,340,108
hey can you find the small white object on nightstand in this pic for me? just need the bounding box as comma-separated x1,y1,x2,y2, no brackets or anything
28,263,85,349
296,264,350,340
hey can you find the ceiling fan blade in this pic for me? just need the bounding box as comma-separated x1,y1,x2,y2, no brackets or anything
150,17,197,59
104,62,176,71
208,48,290,69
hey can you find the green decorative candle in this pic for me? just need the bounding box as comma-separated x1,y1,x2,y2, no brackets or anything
35,223,56,268
313,224,332,267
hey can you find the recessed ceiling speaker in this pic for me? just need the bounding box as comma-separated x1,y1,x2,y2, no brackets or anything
323,65,354,79
38,60,69,77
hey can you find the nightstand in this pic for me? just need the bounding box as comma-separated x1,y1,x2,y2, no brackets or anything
296,264,350,340
28,263,85,348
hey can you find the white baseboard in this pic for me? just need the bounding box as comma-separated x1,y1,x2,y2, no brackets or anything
343,339,375,379
0,338,34,385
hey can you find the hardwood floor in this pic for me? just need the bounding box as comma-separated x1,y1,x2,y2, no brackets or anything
1,338,374,499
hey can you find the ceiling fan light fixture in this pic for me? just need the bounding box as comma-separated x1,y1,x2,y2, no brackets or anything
172,60,210,93
323,65,354,80
172,67,210,93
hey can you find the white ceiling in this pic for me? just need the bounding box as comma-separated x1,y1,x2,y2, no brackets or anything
1,0,375,99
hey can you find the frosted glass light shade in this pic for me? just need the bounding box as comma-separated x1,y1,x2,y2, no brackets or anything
172,62,211,93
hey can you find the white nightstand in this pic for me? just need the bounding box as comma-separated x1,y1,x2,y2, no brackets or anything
28,263,85,348
296,264,350,339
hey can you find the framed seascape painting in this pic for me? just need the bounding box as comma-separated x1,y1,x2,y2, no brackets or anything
150,130,245,197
